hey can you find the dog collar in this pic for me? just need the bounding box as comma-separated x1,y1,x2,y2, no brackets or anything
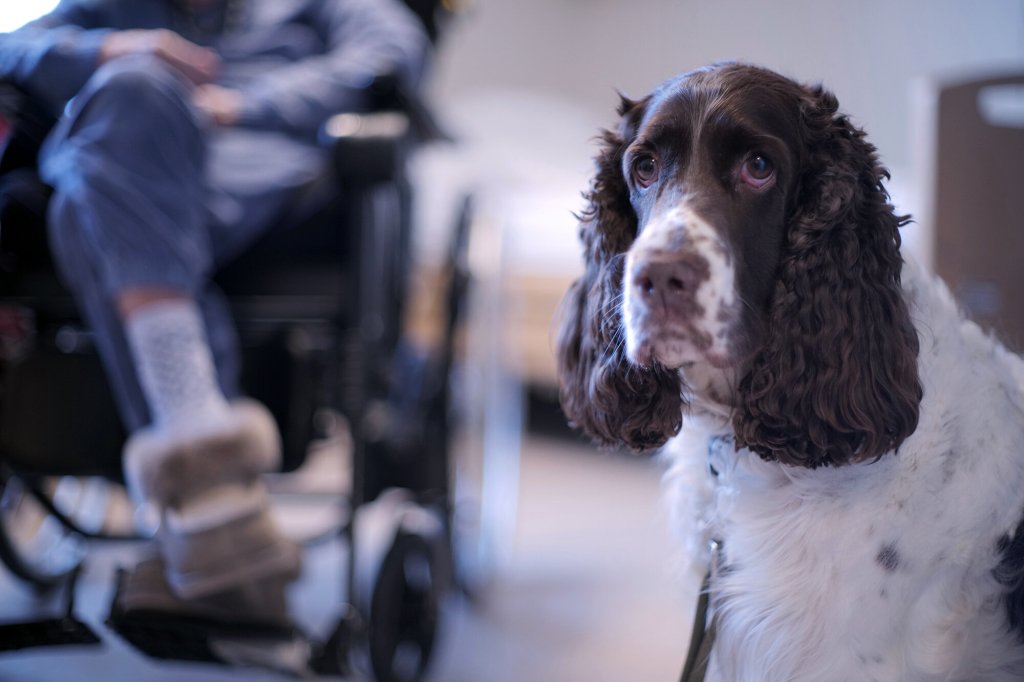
707,433,735,478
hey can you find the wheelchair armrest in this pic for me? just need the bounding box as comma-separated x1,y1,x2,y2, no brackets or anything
321,110,412,183
319,73,447,183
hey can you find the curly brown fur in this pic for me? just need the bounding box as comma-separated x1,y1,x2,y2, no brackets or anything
733,84,922,467
556,96,684,451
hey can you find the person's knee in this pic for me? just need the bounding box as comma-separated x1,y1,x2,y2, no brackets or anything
85,54,194,119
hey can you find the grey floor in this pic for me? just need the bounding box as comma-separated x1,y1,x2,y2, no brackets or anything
0,435,693,682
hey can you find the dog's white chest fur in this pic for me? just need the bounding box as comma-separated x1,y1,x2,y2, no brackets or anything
663,265,1024,681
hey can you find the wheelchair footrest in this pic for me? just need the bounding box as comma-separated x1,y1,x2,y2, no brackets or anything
0,616,101,652
106,564,317,677
0,561,101,653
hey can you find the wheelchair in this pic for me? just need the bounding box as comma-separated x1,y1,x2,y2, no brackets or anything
0,1,505,679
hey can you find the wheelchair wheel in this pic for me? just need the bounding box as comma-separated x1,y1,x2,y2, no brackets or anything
0,473,98,591
367,526,447,682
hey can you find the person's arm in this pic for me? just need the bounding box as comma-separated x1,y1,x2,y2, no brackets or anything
232,0,430,135
0,1,113,112
0,0,220,115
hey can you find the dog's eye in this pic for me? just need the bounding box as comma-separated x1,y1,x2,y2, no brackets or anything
632,154,659,188
739,154,775,188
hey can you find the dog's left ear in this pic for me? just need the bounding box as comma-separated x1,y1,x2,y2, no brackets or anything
734,84,922,467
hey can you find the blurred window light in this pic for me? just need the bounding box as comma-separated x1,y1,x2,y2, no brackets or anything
978,85,1024,129
0,1,60,33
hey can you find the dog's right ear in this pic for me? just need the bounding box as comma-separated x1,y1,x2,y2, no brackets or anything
556,95,684,452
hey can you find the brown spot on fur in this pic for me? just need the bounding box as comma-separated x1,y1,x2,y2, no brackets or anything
876,543,900,573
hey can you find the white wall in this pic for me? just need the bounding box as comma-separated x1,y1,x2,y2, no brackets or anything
0,1,59,32
431,0,1024,175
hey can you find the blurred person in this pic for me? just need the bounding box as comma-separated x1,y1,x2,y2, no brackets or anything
0,0,427,615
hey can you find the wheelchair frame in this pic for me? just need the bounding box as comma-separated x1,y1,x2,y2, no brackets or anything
0,6,479,678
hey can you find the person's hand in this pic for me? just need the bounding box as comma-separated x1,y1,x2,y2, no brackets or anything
192,84,243,126
99,29,220,85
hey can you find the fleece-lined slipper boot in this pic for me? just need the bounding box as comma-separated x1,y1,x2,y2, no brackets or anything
123,399,280,509
123,399,302,600
157,483,302,599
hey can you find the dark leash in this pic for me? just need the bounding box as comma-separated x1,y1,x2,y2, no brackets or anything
679,552,717,682
680,433,733,682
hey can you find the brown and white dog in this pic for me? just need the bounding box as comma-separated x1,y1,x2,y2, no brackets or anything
557,63,1024,680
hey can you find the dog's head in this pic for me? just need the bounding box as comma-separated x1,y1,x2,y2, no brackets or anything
557,63,921,467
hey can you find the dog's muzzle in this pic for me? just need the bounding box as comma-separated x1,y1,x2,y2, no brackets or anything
623,205,736,368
